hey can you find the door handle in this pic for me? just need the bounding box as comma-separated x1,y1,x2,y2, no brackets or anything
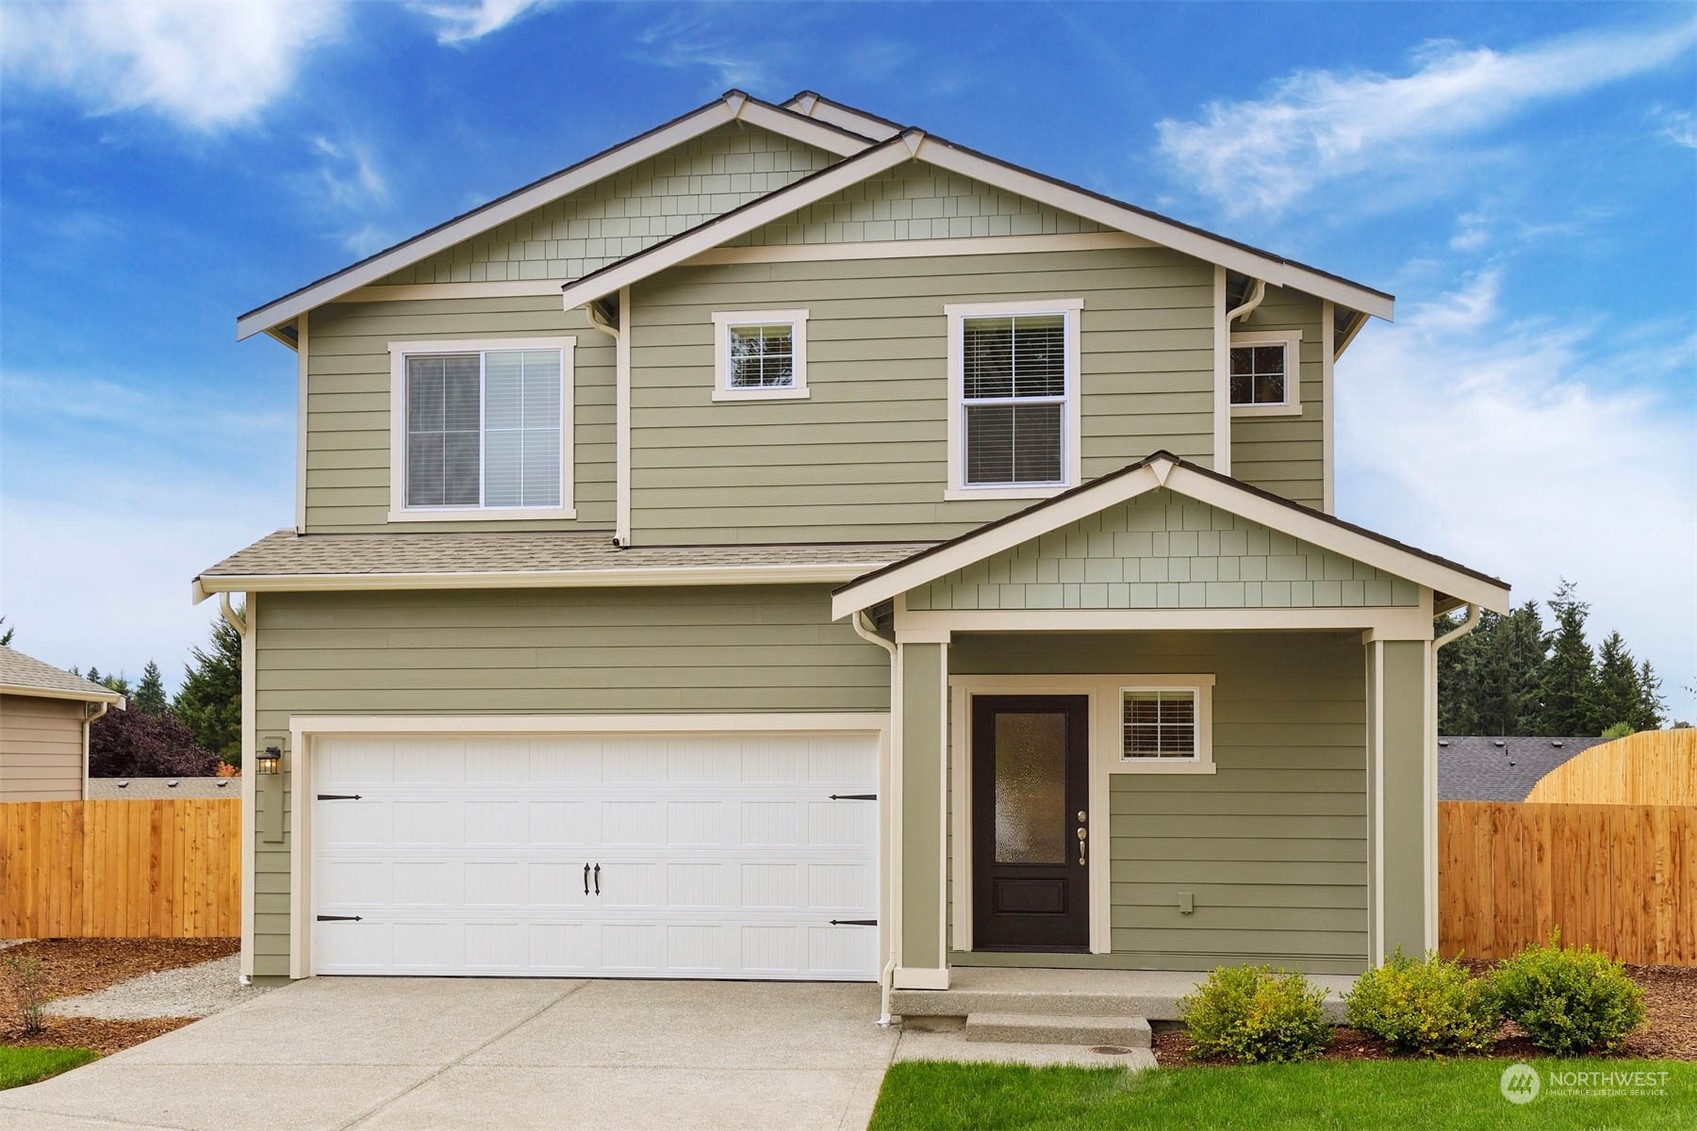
1077,825,1087,866
583,863,590,895
593,863,600,895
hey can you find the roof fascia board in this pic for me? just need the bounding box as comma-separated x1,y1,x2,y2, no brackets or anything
192,561,895,603
913,139,1395,321
783,92,902,140
236,95,873,342
830,463,1164,618
1161,465,1510,612
0,683,126,705
559,137,916,309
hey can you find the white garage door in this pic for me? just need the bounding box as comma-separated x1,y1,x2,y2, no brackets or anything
309,730,880,980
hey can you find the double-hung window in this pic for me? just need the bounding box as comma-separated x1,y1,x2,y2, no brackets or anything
946,300,1082,499
388,337,575,521
1228,329,1302,417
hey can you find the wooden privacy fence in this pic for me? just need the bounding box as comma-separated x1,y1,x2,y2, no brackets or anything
0,799,240,938
1526,728,1697,806
1439,800,1696,965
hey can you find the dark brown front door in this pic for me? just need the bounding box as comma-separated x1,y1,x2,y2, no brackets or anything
971,695,1090,951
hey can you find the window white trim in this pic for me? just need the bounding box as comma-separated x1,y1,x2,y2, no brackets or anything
387,337,576,522
711,310,810,401
1229,329,1303,417
1116,675,1216,774
944,298,1083,500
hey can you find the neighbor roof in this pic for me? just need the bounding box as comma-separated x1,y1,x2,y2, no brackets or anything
192,530,935,603
239,90,1393,343
831,451,1510,619
0,645,126,704
1438,736,1608,802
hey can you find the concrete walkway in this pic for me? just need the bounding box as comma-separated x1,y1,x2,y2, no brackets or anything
0,978,898,1131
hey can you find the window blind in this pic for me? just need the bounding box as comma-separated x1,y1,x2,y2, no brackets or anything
405,349,562,510
962,314,1065,486
728,324,795,388
406,354,480,507
1123,691,1197,758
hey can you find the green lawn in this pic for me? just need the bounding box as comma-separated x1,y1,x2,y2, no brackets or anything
869,1058,1697,1131
0,1047,98,1091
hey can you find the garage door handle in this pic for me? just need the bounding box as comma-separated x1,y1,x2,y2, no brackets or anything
829,794,877,801
830,919,877,926
316,915,362,922
317,794,362,801
583,863,590,895
593,864,600,895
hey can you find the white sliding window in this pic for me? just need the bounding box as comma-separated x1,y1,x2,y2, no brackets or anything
388,337,575,521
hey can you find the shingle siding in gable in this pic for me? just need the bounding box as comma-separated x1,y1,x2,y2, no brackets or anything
726,161,1105,247
377,124,836,286
904,488,1421,611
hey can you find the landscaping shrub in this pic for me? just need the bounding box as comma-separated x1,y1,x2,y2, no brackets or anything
1491,932,1646,1055
1344,949,1500,1056
2,953,50,1034
89,708,220,778
1180,965,1332,1063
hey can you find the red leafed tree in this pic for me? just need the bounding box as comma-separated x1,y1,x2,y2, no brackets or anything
89,709,221,777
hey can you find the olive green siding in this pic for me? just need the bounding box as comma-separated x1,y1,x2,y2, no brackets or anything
248,585,891,977
727,161,1104,246
377,124,833,286
1230,285,1325,508
304,297,613,533
950,631,1370,974
900,642,947,974
628,245,1217,544
907,488,1420,612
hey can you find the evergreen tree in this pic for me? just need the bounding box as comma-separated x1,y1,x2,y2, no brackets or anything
132,661,168,715
1629,660,1667,732
85,665,101,684
0,616,13,646
95,671,133,698
173,608,243,764
1593,632,1641,735
1533,579,1601,736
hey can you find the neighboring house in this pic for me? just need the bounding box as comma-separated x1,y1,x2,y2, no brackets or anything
1437,736,1605,802
198,91,1511,988
0,645,126,802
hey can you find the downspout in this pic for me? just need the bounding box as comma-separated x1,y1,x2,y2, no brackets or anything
1426,602,1480,951
83,699,116,801
1227,277,1266,325
1435,603,1481,650
851,610,900,1027
582,294,631,547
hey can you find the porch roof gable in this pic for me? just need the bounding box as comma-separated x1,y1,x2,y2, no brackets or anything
830,453,1511,620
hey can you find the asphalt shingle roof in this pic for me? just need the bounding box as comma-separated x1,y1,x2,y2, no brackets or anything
197,530,935,580
1438,735,1609,802
0,645,124,701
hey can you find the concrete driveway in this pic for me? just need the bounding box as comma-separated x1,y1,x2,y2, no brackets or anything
0,978,897,1131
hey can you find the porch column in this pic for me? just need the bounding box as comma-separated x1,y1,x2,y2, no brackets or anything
895,637,949,989
1365,635,1433,964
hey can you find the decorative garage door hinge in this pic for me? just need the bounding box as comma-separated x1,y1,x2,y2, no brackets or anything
828,793,877,801
316,915,363,922
829,919,877,926
316,794,362,800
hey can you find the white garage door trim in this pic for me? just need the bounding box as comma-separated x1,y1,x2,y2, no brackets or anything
286,714,890,980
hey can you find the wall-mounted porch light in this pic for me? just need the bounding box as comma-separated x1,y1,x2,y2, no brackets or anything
257,745,283,775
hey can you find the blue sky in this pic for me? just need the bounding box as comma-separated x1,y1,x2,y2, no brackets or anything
1,1,1693,721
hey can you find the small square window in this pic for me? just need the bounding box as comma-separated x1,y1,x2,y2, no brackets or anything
1123,691,1197,759
713,310,809,400
1228,331,1302,417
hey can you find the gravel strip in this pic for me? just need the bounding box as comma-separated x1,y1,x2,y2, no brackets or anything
46,954,268,1021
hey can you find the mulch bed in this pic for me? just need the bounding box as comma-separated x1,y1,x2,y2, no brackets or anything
1151,963,1697,1067
0,938,238,1055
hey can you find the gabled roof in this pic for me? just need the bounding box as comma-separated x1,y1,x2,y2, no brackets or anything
830,452,1509,620
784,91,902,140
235,91,877,342
0,645,126,705
560,113,1393,319
191,529,935,603
1438,736,1606,802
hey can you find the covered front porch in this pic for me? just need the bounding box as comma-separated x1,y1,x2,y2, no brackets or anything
832,453,1511,994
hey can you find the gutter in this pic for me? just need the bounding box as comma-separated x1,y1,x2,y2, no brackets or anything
849,611,899,1027
1227,277,1266,324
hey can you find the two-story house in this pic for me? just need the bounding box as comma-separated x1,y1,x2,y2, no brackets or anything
199,92,1509,1000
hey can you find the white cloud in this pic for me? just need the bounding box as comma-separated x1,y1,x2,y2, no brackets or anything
1658,107,1697,148
1336,273,1697,720
0,0,345,131
406,0,561,45
1158,22,1697,217
312,137,388,209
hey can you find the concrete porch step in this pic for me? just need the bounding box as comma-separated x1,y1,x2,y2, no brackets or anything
894,987,1182,1021
966,1011,1151,1047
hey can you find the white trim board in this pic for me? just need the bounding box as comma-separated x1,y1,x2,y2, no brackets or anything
192,561,899,604
687,231,1153,266
832,454,1510,619
236,92,876,341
